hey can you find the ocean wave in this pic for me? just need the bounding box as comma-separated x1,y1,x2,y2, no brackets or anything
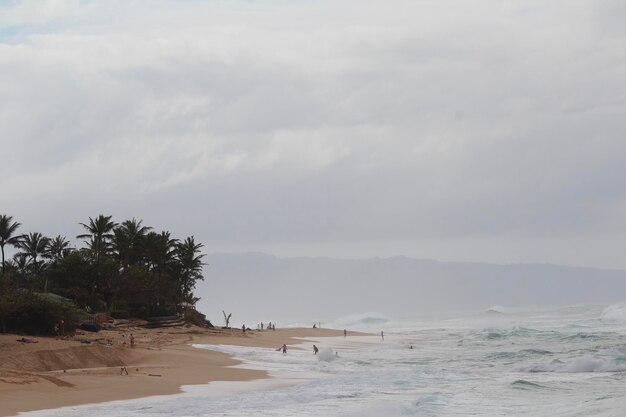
476,326,543,340
560,332,605,341
519,356,626,373
520,348,553,355
486,349,553,361
511,379,552,390
561,356,626,373
600,304,626,322
484,306,508,315
317,348,337,362
331,312,391,328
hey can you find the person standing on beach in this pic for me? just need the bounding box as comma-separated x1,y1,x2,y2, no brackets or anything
282,344,287,354
313,345,319,355
344,329,347,338
381,330,384,341
242,324,246,333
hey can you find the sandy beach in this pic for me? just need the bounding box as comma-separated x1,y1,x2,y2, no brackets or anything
0,325,350,417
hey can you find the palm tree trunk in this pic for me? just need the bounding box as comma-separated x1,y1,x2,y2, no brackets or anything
1,244,4,274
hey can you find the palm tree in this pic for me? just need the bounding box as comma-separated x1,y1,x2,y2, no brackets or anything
112,218,152,268
143,231,178,306
7,254,30,278
45,235,73,262
175,236,205,303
16,232,50,264
77,215,117,263
15,232,51,286
77,215,117,304
0,215,21,274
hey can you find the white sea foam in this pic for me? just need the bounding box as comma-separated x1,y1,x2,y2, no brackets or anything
560,356,626,373
317,348,337,362
600,304,626,322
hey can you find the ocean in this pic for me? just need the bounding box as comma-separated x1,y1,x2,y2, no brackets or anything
21,304,626,417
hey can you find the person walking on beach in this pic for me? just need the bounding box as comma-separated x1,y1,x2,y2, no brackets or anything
381,330,384,341
313,345,319,355
344,329,347,338
242,324,246,333
282,344,287,354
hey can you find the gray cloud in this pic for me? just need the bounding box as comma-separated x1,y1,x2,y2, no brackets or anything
1,0,626,268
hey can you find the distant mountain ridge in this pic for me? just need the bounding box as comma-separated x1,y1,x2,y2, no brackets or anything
196,252,626,322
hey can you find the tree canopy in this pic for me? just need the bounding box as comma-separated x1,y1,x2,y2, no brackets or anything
0,214,206,333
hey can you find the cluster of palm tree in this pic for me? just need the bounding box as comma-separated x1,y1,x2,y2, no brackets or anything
0,214,205,316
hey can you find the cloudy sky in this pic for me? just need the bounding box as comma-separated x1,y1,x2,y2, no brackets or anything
2,0,626,269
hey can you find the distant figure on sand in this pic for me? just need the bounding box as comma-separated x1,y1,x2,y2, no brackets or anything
344,329,347,338
313,345,319,355
282,344,287,354
313,323,317,329
381,330,384,341
242,324,246,333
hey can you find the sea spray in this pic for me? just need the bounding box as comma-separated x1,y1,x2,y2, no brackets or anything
600,304,626,322
317,348,337,362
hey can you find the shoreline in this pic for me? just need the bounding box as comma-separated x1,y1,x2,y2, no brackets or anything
0,326,359,417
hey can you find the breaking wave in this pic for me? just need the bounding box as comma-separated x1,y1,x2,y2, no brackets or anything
519,355,626,373
600,304,626,322
560,356,626,373
330,312,391,329
484,306,507,315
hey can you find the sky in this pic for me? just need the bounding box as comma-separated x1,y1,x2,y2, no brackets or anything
2,0,626,269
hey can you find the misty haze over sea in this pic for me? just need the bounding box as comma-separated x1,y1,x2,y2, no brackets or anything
196,253,626,324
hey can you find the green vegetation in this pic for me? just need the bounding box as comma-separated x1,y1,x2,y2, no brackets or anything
0,214,205,335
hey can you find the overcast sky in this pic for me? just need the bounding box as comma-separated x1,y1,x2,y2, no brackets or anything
2,0,626,269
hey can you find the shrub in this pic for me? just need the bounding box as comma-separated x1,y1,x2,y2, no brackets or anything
183,309,206,326
0,292,88,335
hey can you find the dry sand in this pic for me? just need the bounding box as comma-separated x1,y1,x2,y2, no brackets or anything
0,325,351,417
